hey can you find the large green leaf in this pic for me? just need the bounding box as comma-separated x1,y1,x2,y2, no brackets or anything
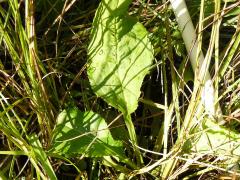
87,0,154,115
185,118,240,159
50,108,125,158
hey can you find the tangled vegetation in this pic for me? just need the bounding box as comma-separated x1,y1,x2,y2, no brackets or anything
0,0,239,179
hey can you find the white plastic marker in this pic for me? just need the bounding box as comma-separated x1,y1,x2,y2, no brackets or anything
170,0,224,124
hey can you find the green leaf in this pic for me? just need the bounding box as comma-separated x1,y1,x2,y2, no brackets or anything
187,118,240,158
224,6,240,17
50,108,125,158
29,134,57,180
87,0,154,115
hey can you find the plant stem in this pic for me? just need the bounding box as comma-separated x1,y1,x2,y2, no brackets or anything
157,0,225,178
124,113,143,166
170,0,223,123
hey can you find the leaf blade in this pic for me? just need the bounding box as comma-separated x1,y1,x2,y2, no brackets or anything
50,108,125,158
29,134,57,180
88,1,153,115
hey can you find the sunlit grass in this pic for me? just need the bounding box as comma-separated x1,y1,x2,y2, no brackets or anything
0,0,239,179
